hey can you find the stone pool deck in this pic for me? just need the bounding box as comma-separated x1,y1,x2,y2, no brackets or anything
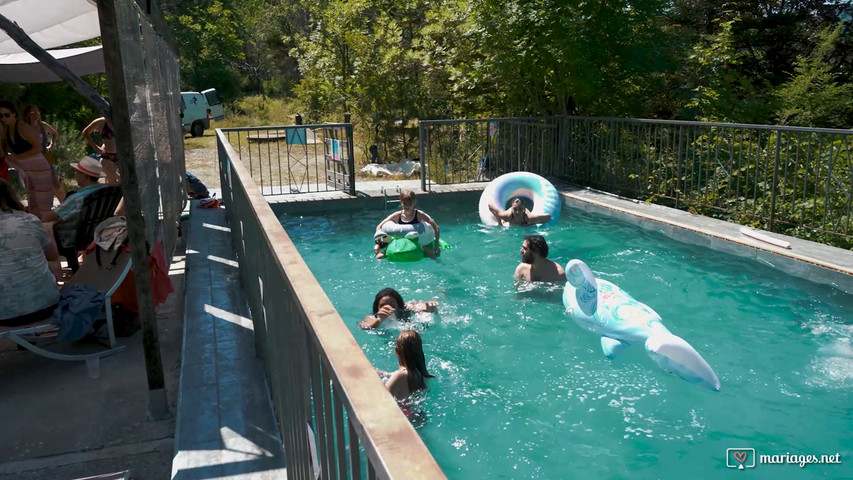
171,201,286,479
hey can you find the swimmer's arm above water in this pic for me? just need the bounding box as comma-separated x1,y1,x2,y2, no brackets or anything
488,202,513,224
357,304,396,329
523,210,551,225
406,299,439,313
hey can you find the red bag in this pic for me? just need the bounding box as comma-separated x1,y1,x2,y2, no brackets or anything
111,241,174,312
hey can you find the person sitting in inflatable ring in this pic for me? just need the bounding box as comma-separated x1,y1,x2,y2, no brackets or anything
358,288,439,329
375,190,441,259
488,197,551,226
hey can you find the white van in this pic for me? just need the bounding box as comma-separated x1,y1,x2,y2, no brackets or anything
180,88,225,137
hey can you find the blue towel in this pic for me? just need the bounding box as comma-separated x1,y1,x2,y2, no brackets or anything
51,285,105,342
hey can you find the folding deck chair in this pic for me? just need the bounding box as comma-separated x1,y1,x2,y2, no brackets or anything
58,185,123,273
0,245,132,378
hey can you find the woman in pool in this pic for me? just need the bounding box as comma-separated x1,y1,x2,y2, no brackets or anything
488,197,551,226
386,330,434,400
375,189,441,259
358,288,438,329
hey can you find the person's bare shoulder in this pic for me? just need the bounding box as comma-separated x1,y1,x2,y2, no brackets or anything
554,261,567,281
386,369,409,399
419,210,436,223
515,263,530,280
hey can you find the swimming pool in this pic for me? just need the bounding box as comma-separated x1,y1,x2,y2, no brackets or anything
279,203,852,479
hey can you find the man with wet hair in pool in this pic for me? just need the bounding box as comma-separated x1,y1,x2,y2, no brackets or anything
488,197,551,226
515,235,566,283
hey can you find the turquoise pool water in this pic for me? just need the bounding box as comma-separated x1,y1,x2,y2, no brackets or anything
279,203,852,480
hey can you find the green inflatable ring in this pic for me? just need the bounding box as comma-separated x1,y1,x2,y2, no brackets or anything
385,237,451,262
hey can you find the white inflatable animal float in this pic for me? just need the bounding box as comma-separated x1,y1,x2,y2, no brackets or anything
562,259,721,391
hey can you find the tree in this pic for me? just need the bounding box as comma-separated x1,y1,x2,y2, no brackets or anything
163,1,244,98
776,23,853,127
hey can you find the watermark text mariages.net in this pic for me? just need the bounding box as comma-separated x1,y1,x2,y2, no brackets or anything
760,452,841,467
726,448,842,469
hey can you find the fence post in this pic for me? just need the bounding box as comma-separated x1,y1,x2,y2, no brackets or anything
419,121,427,192
675,125,683,210
769,129,782,231
345,123,356,196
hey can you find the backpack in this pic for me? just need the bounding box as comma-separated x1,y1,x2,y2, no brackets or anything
185,171,210,199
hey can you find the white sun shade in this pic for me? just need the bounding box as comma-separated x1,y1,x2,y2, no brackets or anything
0,0,100,54
0,45,104,82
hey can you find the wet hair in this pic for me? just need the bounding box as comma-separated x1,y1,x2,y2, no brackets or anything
0,100,17,116
372,288,409,317
399,190,416,205
395,330,434,392
21,105,42,126
0,179,25,213
524,234,549,258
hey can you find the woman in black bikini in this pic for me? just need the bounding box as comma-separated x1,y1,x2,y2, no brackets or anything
82,116,120,184
374,190,441,259
0,100,54,214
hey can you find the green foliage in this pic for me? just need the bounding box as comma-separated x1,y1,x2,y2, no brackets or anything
49,119,89,180
775,23,853,128
165,1,244,98
684,17,777,123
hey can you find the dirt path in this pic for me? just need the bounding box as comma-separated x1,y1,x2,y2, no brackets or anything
183,144,220,192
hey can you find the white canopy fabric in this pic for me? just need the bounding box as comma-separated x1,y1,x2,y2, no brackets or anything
0,45,104,82
0,0,102,82
0,0,100,54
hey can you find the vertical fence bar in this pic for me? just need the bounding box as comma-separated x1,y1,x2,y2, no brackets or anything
322,365,339,480
419,122,427,191
781,131,791,220
812,136,823,227
769,129,782,231
346,124,356,195
822,138,836,231
334,385,348,479
845,138,852,235
349,417,362,480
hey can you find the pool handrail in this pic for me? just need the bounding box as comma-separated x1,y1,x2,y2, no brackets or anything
215,129,447,480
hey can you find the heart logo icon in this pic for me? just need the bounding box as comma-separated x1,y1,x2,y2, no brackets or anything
734,451,747,464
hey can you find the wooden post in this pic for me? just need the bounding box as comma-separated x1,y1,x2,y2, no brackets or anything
0,14,111,117
97,0,170,420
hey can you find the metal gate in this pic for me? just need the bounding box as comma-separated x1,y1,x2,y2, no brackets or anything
323,124,355,195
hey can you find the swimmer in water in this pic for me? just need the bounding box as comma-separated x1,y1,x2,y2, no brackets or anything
358,288,439,329
488,197,551,226
385,330,434,400
515,235,566,283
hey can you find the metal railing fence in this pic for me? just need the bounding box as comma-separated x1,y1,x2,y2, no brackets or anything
216,130,446,480
420,116,853,242
221,124,355,196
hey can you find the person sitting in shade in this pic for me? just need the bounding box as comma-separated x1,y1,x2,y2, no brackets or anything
489,197,551,226
515,234,566,283
37,156,106,252
0,179,60,327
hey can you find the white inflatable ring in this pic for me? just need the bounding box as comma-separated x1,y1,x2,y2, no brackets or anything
375,221,436,244
478,171,561,226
